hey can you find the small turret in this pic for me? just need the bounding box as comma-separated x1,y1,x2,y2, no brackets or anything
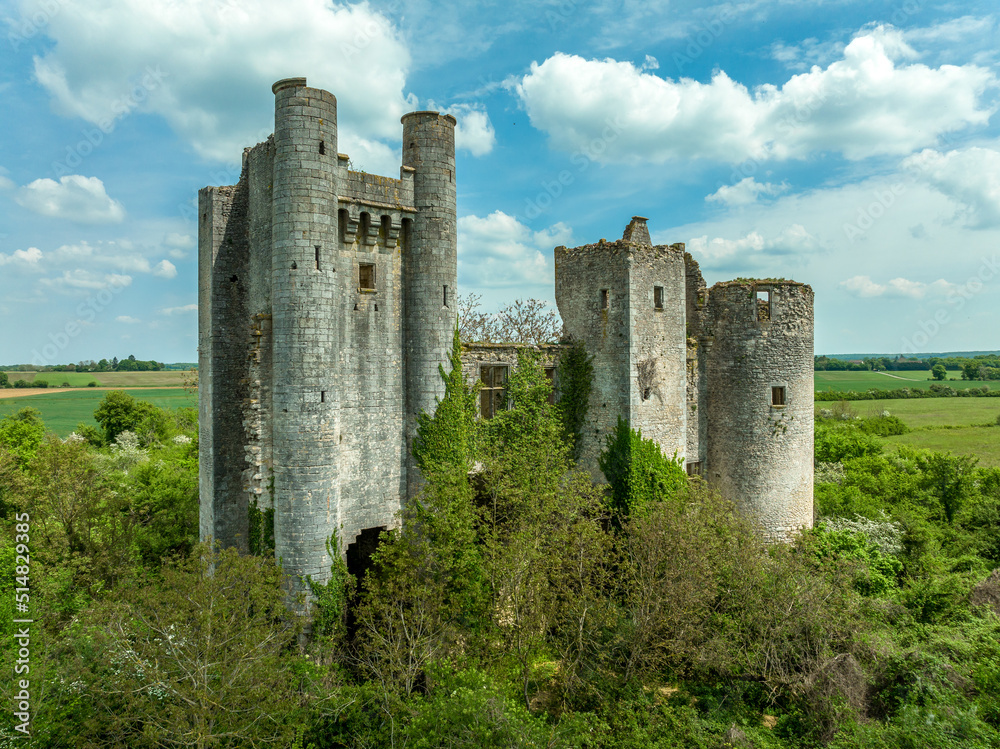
401,111,458,496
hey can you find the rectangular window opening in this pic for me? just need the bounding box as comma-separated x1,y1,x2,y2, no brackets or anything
654,285,664,310
321,390,326,403
757,289,771,322
771,385,786,407
480,365,509,419
600,289,610,310
544,366,556,405
443,284,449,307
359,262,376,291
319,140,326,155
686,461,702,477
315,245,321,270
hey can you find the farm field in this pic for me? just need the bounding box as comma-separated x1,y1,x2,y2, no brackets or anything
4,370,188,387
0,388,197,436
817,397,1000,468
885,427,1000,468
828,398,1000,428
814,370,1000,392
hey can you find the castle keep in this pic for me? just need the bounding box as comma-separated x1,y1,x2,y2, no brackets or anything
199,79,814,596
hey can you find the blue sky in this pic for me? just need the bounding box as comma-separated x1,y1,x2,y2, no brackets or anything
1,0,999,364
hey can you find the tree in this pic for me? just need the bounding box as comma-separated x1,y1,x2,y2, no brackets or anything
458,293,562,344
0,371,8,387
93,390,168,445
55,546,309,748
919,451,979,523
0,407,46,467
354,328,486,697
931,363,947,380
962,362,983,380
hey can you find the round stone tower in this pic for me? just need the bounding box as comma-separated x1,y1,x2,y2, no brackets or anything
401,111,458,496
704,281,814,539
269,78,341,594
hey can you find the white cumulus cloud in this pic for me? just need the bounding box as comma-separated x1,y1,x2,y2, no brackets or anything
0,247,44,268
903,146,1000,228
23,0,416,173
841,275,957,299
153,259,177,279
686,224,819,270
458,211,572,294
116,315,141,323
451,106,496,157
15,175,125,223
707,177,788,206
514,26,995,165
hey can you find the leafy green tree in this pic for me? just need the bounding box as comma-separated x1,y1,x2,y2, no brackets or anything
919,451,979,523
0,407,46,467
354,328,485,696
93,390,168,445
49,546,307,749
931,363,947,380
598,417,687,520
962,362,983,380
0,371,7,387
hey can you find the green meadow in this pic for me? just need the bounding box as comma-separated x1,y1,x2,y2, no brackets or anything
0,389,197,436
814,369,1000,392
5,370,189,387
817,397,1000,468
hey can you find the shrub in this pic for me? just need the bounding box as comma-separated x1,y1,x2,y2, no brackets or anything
858,414,908,437
815,425,883,463
87,381,97,387
34,379,48,388
599,416,687,519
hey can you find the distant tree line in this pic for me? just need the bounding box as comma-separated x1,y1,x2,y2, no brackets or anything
0,354,164,373
816,354,1000,375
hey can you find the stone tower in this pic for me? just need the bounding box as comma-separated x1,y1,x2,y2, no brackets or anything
198,79,457,599
703,281,815,539
555,217,690,473
401,111,459,496
556,218,814,539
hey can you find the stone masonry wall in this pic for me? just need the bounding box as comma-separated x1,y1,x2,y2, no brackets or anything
625,238,688,461
198,181,250,551
402,112,459,497
555,240,632,477
704,282,814,539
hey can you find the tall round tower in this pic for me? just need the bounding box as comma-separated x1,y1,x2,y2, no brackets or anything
269,78,341,595
401,111,458,496
705,281,814,539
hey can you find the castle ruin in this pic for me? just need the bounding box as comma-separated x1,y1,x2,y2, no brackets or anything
199,78,814,597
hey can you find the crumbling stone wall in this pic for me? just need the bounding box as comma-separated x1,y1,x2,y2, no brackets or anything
704,281,815,539
555,218,689,476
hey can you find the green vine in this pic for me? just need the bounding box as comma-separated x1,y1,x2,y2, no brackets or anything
306,532,356,641
556,339,594,461
248,500,275,556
